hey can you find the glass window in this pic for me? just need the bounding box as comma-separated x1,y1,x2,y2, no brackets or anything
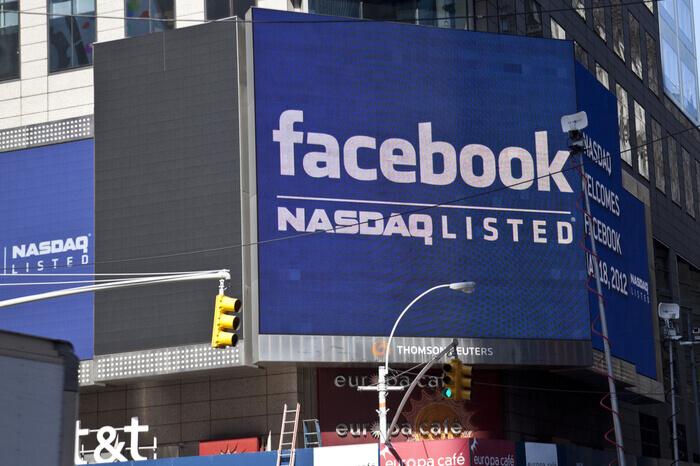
611,0,625,61
660,0,675,27
681,60,698,120
525,0,542,37
669,135,681,205
206,0,230,20
595,63,609,89
205,0,253,21
677,0,693,49
629,14,642,79
592,0,605,41
634,100,649,179
640,413,661,458
308,0,360,18
550,18,566,40
646,33,658,95
498,0,516,35
126,0,174,37
682,147,695,217
616,84,632,166
662,37,681,101
574,42,588,68
0,0,19,81
658,0,700,124
309,0,467,29
474,0,487,32
572,0,585,20
49,0,95,72
652,118,665,193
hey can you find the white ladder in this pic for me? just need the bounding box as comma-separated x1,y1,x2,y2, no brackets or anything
276,403,300,466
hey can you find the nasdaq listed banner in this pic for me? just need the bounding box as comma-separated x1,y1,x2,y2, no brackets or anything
0,140,94,359
250,9,590,363
575,64,655,377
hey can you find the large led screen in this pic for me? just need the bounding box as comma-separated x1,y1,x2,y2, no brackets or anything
248,9,592,365
0,140,94,359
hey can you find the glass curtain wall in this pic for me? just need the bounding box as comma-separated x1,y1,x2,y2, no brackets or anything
660,0,699,122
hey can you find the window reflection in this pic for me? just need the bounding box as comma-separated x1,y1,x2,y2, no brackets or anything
126,0,174,37
525,0,542,37
612,0,625,61
616,84,632,166
630,14,642,79
634,100,649,179
659,0,699,123
652,119,665,193
0,0,19,81
49,0,95,72
682,147,695,217
677,0,692,49
498,0,516,35
681,61,698,120
668,135,681,205
550,18,565,40
662,38,681,101
572,0,585,20
595,63,609,89
646,33,658,95
592,0,605,41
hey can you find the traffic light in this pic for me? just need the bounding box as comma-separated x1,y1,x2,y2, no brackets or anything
441,359,473,401
211,295,241,348
441,360,459,399
457,364,473,401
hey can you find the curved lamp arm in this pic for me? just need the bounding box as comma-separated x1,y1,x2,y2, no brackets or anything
384,281,476,373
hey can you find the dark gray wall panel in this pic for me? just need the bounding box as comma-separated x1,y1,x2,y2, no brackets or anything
93,22,242,355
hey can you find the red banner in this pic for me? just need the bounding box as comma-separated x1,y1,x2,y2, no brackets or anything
199,437,260,455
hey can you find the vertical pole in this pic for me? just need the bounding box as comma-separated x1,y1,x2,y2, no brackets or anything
377,365,388,444
687,312,700,460
670,338,680,462
579,153,626,466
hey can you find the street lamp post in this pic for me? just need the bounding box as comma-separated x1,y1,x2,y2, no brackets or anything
376,281,476,443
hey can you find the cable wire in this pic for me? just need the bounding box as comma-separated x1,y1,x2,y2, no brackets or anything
2,117,697,276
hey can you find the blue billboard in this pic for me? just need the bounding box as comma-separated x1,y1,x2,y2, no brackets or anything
0,140,94,359
575,64,655,377
248,8,592,365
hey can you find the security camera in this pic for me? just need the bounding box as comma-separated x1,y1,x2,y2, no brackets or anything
560,111,588,133
693,328,700,335
658,303,680,320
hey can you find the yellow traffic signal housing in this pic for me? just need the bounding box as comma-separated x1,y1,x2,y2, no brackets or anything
441,360,459,399
457,364,473,400
211,295,241,348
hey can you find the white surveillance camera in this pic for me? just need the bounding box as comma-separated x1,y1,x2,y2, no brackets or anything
658,303,680,320
693,327,700,335
560,111,588,133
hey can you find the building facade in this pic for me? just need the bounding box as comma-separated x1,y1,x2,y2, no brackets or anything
3,0,700,464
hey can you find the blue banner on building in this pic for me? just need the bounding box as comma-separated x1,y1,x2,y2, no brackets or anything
575,63,655,377
0,139,94,359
